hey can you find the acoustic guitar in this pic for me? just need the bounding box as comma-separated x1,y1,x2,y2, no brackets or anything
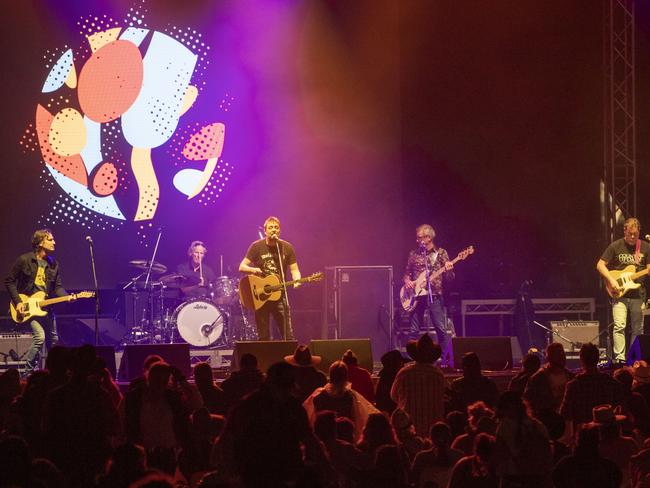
239,272,323,311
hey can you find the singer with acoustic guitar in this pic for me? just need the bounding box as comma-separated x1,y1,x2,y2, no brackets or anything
597,217,650,365
402,224,455,354
239,216,301,341
5,229,75,375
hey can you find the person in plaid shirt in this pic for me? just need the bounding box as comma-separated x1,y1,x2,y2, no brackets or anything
390,333,447,437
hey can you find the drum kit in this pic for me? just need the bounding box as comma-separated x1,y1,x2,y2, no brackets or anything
121,259,256,348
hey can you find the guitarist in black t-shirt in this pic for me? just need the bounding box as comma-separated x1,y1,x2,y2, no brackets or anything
239,216,301,340
597,218,650,364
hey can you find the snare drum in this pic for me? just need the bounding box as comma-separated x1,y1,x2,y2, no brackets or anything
213,276,238,305
172,298,226,347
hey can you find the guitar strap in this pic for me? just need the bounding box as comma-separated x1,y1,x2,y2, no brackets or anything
635,238,641,265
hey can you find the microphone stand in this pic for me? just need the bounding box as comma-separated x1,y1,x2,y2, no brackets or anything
87,238,100,345
274,237,292,340
144,228,163,342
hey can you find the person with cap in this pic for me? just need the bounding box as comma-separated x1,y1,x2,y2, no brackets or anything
632,360,650,407
284,345,327,403
588,404,638,486
390,333,446,437
341,349,375,403
375,350,408,414
303,361,378,441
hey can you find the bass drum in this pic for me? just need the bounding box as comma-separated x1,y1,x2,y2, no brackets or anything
172,298,226,347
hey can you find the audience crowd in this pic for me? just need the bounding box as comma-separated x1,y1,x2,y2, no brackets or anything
2,336,650,487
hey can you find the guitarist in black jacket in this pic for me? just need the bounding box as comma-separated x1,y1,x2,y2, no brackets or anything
4,229,71,375
597,217,650,365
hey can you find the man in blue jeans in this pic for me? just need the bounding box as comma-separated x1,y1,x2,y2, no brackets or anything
597,217,650,365
403,224,454,360
5,229,72,375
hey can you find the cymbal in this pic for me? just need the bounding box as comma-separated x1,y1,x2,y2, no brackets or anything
129,260,167,274
160,273,200,288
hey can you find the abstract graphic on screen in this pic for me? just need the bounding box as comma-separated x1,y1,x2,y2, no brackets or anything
21,3,233,236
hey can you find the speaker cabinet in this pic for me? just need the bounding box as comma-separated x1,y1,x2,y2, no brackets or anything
309,339,373,373
323,266,393,358
549,321,600,352
629,335,650,363
232,341,298,373
118,344,191,382
451,336,514,370
0,333,31,364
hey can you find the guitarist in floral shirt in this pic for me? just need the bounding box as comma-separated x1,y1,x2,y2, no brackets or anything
403,224,454,356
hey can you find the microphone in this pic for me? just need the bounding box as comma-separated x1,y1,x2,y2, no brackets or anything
269,233,279,240
85,236,93,244
645,234,650,241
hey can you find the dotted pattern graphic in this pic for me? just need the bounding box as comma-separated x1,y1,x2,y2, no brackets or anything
25,1,235,234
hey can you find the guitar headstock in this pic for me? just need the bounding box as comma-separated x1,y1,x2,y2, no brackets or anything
74,291,96,299
304,272,324,283
457,246,475,260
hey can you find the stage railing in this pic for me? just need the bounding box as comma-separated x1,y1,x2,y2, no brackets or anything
460,298,595,336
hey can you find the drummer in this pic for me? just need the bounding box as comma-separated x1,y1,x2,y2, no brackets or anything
177,241,216,298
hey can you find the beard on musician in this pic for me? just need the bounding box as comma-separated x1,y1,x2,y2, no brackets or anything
596,217,650,366
4,229,71,377
239,216,302,341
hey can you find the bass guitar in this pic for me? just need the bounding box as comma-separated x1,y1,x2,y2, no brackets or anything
400,246,474,312
239,272,323,311
605,265,650,299
10,291,95,324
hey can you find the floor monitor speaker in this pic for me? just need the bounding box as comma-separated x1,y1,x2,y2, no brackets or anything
232,341,298,373
451,336,513,370
309,339,373,373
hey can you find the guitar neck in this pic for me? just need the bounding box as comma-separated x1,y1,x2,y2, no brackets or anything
38,295,73,308
630,268,650,281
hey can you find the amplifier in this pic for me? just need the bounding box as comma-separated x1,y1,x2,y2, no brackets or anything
0,333,32,364
549,321,600,352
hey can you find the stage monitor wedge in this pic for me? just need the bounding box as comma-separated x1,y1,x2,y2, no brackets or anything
232,341,298,373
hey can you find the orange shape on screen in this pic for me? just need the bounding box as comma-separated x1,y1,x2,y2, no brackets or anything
92,161,119,196
35,104,88,186
182,123,225,161
78,40,144,123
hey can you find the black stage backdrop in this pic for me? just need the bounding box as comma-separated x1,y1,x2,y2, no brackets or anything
1,0,649,315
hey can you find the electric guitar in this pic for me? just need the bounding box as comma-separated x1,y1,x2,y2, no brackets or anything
400,246,474,312
605,265,650,299
10,290,95,324
239,272,323,311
